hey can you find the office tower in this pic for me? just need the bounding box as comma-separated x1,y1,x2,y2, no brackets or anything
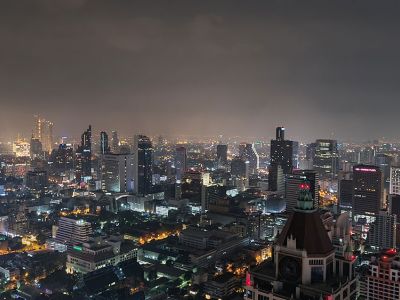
239,143,259,174
43,120,54,153
30,135,42,159
99,131,110,155
101,153,134,193
367,210,396,250
216,144,228,169
26,170,48,191
338,179,353,212
390,166,400,195
111,130,119,154
34,115,54,153
270,127,298,174
389,194,400,223
375,153,393,183
76,125,92,180
360,249,400,300
352,165,383,218
175,146,187,181
285,170,319,212
55,217,92,246
305,142,317,161
313,139,339,179
134,135,153,195
244,184,357,300
268,164,284,194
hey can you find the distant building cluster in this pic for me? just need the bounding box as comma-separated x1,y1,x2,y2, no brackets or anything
1,121,400,299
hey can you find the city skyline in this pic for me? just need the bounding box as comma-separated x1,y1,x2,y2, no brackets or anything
1,0,400,141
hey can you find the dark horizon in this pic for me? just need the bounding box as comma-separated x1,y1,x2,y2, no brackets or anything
1,0,400,142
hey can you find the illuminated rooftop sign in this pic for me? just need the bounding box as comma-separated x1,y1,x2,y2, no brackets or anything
354,168,377,172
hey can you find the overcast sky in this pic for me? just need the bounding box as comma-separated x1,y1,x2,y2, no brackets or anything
1,0,400,142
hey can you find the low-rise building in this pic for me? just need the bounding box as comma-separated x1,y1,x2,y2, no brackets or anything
66,235,137,274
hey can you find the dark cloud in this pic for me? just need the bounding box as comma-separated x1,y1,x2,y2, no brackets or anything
1,0,400,142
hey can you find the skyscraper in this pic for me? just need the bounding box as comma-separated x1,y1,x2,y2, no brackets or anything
34,115,54,153
101,153,134,193
313,139,339,179
270,127,298,174
76,125,92,180
338,178,353,213
30,135,43,159
134,135,153,195
375,153,393,183
390,166,400,195
216,144,228,169
111,130,119,154
352,165,383,218
239,143,259,174
100,131,110,155
367,210,396,250
389,194,400,223
175,146,187,182
268,164,284,194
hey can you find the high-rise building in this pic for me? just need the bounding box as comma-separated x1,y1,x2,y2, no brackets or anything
76,125,92,180
101,153,134,193
313,139,339,179
239,143,259,174
270,127,298,174
55,217,92,246
175,146,187,181
134,135,153,195
360,249,400,300
390,166,400,195
268,164,284,194
30,136,42,159
305,142,317,161
285,170,319,212
100,131,110,155
111,130,119,154
375,153,393,184
244,184,357,300
367,210,396,250
34,115,54,153
216,144,228,169
338,179,353,212
389,194,400,223
352,165,383,218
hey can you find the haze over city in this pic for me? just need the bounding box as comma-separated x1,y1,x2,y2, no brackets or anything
1,0,400,142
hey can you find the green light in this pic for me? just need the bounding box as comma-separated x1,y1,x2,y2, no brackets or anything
73,246,83,251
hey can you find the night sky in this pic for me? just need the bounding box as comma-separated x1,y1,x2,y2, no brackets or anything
1,0,400,142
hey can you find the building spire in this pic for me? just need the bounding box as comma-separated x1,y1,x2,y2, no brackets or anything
295,181,315,211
